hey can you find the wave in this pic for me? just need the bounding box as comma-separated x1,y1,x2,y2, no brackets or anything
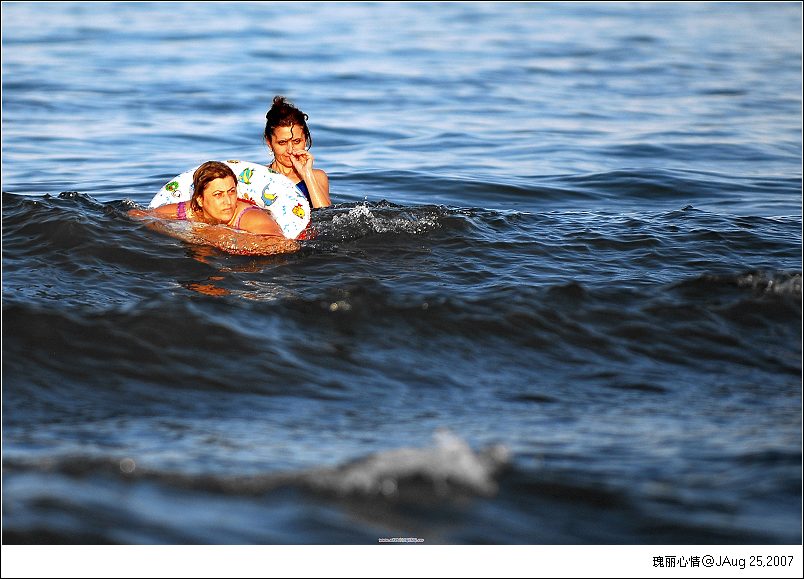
338,168,802,212
5,429,797,544
4,187,800,263
3,191,800,394
4,265,798,415
673,271,802,301
4,430,510,502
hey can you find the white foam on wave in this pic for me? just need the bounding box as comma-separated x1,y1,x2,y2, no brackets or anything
329,203,442,237
736,272,801,298
303,429,510,499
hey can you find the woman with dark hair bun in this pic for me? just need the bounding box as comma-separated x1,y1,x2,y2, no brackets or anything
263,96,331,209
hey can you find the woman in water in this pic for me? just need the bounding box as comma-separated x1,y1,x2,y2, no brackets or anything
264,96,332,209
129,160,297,254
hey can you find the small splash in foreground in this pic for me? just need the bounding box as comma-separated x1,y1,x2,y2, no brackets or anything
302,430,510,500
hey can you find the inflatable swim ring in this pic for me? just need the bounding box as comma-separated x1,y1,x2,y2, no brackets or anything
149,160,311,240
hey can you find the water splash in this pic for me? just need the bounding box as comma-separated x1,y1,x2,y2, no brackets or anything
303,429,510,499
321,202,444,241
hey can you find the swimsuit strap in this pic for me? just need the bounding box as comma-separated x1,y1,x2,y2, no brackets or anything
176,201,187,220
233,205,262,230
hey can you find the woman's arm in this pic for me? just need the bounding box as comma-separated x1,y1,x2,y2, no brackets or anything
306,168,331,209
127,203,181,219
187,224,299,255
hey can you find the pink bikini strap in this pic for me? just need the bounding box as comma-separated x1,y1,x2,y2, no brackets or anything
234,205,261,230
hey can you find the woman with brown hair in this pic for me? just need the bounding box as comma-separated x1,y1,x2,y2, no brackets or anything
264,96,332,209
129,161,297,255
139,161,283,234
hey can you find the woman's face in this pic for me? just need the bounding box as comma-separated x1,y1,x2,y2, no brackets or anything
269,125,307,168
198,176,238,223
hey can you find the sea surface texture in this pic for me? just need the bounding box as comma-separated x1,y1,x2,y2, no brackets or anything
2,2,801,544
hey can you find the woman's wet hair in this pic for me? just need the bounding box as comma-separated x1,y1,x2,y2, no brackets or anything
263,95,312,149
191,161,237,212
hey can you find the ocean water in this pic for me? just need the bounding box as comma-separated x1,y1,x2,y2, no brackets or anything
2,0,801,561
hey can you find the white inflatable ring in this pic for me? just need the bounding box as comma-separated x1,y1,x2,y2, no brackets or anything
149,160,311,240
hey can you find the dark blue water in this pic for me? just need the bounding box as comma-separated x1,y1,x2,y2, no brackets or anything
2,0,801,555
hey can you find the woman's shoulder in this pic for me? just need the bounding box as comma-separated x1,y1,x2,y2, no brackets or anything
235,203,283,236
311,167,329,185
234,199,262,222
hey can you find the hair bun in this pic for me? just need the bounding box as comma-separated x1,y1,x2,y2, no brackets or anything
267,96,288,117
263,96,312,147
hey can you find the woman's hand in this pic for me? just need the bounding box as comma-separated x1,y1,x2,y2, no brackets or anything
289,149,332,209
288,149,315,177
